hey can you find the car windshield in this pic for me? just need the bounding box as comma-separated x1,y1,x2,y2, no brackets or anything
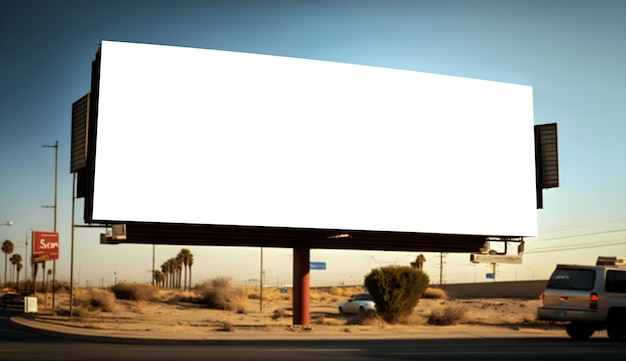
546,268,596,291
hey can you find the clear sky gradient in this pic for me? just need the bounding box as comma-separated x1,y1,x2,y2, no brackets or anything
1,0,625,287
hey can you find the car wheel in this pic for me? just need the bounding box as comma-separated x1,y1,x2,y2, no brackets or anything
607,318,626,341
566,322,595,340
358,306,366,314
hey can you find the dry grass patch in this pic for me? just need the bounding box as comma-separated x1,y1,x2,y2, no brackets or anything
246,286,289,302
346,310,384,327
423,287,447,299
110,283,158,302
271,308,291,320
197,277,247,312
73,288,116,312
427,305,467,325
218,318,235,332
311,314,345,326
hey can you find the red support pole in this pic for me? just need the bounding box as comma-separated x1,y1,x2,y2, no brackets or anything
292,245,310,325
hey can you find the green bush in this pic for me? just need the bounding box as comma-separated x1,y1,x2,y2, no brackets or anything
364,265,430,323
110,283,158,302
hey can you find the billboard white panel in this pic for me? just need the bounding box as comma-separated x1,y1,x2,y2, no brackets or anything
93,41,537,237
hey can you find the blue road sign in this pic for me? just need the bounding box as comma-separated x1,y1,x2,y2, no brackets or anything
310,262,326,270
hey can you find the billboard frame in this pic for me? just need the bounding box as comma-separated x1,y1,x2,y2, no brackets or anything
78,41,545,253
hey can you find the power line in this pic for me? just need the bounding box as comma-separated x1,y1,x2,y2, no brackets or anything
540,217,626,235
527,239,625,254
539,216,626,233
532,228,626,242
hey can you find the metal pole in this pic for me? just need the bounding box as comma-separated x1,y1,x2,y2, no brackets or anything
70,173,76,319
53,140,58,312
259,247,263,311
43,141,58,312
439,253,442,284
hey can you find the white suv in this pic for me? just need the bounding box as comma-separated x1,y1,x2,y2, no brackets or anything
537,257,626,340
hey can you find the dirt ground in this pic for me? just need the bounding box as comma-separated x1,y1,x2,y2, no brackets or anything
27,287,556,336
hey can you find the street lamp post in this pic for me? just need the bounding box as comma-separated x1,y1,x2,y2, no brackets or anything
43,141,58,312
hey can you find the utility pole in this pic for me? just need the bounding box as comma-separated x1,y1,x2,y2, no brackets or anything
152,244,155,286
439,252,447,285
43,141,58,312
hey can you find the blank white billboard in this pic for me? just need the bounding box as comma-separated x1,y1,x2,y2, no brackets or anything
92,41,537,237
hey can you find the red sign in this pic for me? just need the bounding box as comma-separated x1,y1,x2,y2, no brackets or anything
32,231,59,262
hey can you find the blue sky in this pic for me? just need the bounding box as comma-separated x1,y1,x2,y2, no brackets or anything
1,0,625,287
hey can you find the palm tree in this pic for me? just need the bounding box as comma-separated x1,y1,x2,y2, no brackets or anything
166,258,176,289
2,239,14,286
178,249,191,290
161,261,170,288
10,253,22,286
16,261,23,291
41,261,47,294
152,270,164,288
176,253,185,289
187,253,194,290
166,258,173,289
32,262,39,294
161,262,167,288
173,257,179,289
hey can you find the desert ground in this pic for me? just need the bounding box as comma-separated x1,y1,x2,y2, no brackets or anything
22,283,558,337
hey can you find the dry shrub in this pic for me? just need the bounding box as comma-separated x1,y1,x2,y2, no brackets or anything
218,318,235,332
329,286,366,298
328,287,344,296
110,283,158,302
311,314,344,326
427,306,467,325
403,313,426,326
309,287,343,303
309,289,327,302
36,293,46,305
271,308,290,320
345,310,383,326
197,277,247,312
70,305,90,318
422,287,447,299
153,289,198,303
73,288,116,312
53,282,70,294
246,286,285,302
56,304,91,318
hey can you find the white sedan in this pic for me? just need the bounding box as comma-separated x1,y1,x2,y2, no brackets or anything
338,292,376,314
